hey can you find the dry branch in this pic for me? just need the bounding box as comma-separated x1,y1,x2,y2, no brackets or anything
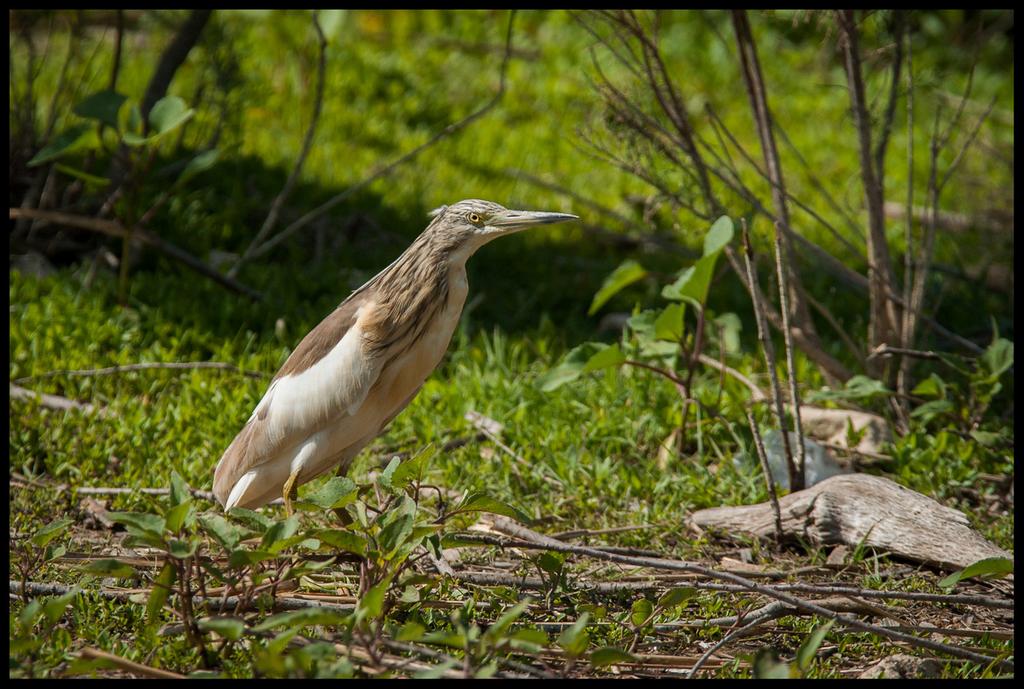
78,647,186,680
10,383,110,417
691,474,1012,571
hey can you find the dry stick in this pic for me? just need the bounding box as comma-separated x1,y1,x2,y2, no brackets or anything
687,615,774,678
228,12,328,279
771,221,807,489
837,9,900,360
8,207,262,300
476,519,1012,671
13,361,269,384
740,221,797,490
245,10,518,263
78,646,186,680
745,409,783,545
10,383,109,417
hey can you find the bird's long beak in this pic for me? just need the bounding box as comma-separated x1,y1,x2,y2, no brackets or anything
487,209,579,233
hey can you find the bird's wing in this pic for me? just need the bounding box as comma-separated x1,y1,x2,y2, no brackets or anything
213,288,381,506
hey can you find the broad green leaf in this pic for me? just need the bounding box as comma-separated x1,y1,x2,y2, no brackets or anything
661,253,718,305
627,309,659,339
253,607,351,632
509,627,548,652
176,148,220,186
654,303,686,341
107,511,166,537
30,517,73,547
28,124,97,166
391,446,435,489
807,375,891,403
536,551,564,574
228,507,274,532
199,617,246,641
169,471,190,506
938,557,1014,588
590,646,637,668
582,342,625,373
168,538,200,559
73,90,128,128
454,492,532,523
378,456,401,492
164,501,194,534
588,260,648,315
199,513,243,550
910,399,954,420
300,476,358,509
795,619,835,672
315,528,368,555
537,341,609,391
261,516,300,552
557,612,590,657
703,216,734,255
712,312,742,354
355,576,393,624
752,649,792,679
379,514,415,557
483,600,530,643
147,562,176,627
19,600,43,629
396,620,426,642
911,373,947,399
413,660,460,679
630,598,654,626
981,338,1013,381
84,558,136,578
54,163,109,187
228,548,275,568
657,586,697,610
317,9,347,40
969,430,1004,447
148,95,194,135
42,589,79,625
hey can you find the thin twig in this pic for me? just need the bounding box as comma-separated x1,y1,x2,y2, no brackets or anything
244,10,519,262
228,12,329,278
10,383,110,417
771,221,807,488
78,646,186,680
740,221,797,490
746,409,784,544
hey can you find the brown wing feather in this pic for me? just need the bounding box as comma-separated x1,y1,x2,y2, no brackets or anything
212,288,374,506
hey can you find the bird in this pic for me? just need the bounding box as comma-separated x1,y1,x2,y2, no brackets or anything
213,199,578,514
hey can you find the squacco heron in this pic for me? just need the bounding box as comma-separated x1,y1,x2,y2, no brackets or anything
213,199,578,513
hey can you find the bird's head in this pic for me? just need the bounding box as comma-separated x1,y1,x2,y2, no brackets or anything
425,199,578,259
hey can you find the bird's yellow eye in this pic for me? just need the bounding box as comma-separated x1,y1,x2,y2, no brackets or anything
468,212,482,224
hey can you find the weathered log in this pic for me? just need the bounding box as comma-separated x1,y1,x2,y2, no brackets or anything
690,474,1011,571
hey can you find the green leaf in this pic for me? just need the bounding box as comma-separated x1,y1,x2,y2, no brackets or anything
483,599,530,643
536,551,564,574
378,513,415,557
28,124,97,166
30,517,73,547
703,216,735,255
712,312,742,354
653,303,686,341
661,253,718,305
536,341,609,391
148,95,194,136
355,576,393,624
807,375,891,403
42,589,79,625
253,607,351,632
73,90,128,128
176,148,220,186
509,628,548,652
557,612,590,657
938,557,1014,588
315,528,368,555
657,586,697,610
261,516,300,553
316,9,347,40
911,373,947,399
199,617,246,641
391,446,434,489
752,648,792,679
147,562,176,627
199,513,243,550
107,511,166,537
454,492,532,523
910,399,954,420
54,163,110,187
378,456,401,492
582,343,625,373
981,338,1013,381
168,538,200,559
164,501,194,534
169,471,190,506
228,548,275,568
84,558,136,578
630,598,654,626
590,646,637,668
588,260,648,315
300,476,358,510
795,619,835,672
969,430,1004,447
396,621,426,642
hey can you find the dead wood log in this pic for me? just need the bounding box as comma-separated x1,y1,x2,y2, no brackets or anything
690,474,1011,572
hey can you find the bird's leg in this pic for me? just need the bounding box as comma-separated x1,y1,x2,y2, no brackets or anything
282,470,300,518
